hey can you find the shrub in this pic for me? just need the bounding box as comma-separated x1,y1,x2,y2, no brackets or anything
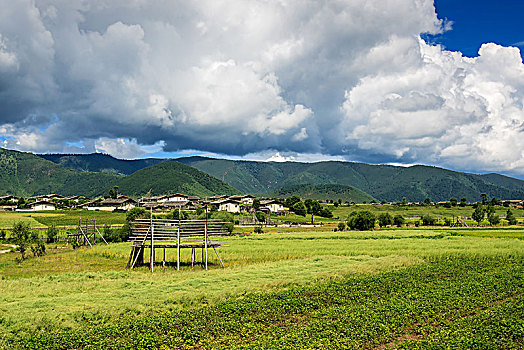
414,220,420,227
393,215,405,227
292,202,307,216
337,222,346,231
255,211,267,223
222,222,234,233
422,215,436,226
506,209,518,225
377,213,393,228
46,225,59,243
318,207,333,218
444,218,452,226
347,211,375,231
254,226,264,234
488,213,500,226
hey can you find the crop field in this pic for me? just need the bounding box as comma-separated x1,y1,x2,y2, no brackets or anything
330,203,524,225
0,226,523,349
0,210,127,229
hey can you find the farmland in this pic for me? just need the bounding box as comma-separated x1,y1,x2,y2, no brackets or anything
0,220,523,349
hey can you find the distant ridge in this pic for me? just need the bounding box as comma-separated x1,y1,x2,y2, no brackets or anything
40,153,167,175
1,148,237,198
266,184,375,203
37,152,524,202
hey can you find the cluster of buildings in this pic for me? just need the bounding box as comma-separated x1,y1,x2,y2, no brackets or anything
0,193,286,214
138,193,285,214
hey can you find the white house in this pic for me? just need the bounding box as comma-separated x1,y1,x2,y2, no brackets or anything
28,201,56,211
163,193,189,202
230,194,255,205
213,199,241,213
260,200,284,213
83,196,136,211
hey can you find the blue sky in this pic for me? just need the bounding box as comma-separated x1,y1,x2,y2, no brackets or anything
428,0,524,58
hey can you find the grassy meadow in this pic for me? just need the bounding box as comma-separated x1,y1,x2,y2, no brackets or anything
0,224,523,349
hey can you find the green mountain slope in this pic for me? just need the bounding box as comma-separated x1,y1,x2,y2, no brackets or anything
115,161,239,198
177,157,524,202
1,149,238,198
267,184,375,203
34,152,524,202
0,148,119,197
39,153,167,175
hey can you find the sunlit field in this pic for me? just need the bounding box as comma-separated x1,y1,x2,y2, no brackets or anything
1,226,523,349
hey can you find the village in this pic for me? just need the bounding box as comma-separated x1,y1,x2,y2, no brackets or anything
0,192,286,215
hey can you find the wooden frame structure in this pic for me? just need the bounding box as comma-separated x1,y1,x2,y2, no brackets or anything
66,217,108,247
126,212,229,271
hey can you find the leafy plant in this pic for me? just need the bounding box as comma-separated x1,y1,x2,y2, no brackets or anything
347,211,375,231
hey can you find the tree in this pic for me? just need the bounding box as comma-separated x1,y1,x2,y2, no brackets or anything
393,215,405,227
304,199,314,214
12,222,32,260
377,212,393,228
402,197,407,205
490,197,501,206
450,198,458,207
108,185,119,199
422,215,436,226
506,209,518,225
480,193,488,205
424,197,431,205
46,225,59,243
460,198,467,207
347,211,375,231
255,211,266,223
472,205,485,225
318,207,333,218
11,222,44,260
488,213,500,226
285,195,301,209
292,202,307,216
252,198,261,211
486,204,495,217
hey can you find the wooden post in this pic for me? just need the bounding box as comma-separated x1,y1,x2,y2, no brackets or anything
177,207,181,271
163,248,166,268
191,248,194,267
150,207,154,272
205,205,208,271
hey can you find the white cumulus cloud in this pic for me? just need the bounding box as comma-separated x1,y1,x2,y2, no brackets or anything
0,0,522,176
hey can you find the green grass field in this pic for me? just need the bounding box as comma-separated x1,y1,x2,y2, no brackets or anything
0,226,523,349
0,210,127,230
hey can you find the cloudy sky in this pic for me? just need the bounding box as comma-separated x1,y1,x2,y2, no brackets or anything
1,0,523,178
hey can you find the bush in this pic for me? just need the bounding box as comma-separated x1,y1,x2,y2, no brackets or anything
254,226,264,234
347,211,375,231
126,207,149,222
506,209,518,225
414,220,420,227
488,213,500,226
444,218,452,226
422,215,436,226
337,222,346,231
292,202,307,216
377,213,393,228
393,215,405,227
46,225,59,243
222,222,234,233
11,222,45,260
318,207,333,218
255,211,267,223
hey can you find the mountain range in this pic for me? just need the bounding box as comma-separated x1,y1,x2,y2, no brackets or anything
36,151,524,202
0,148,236,198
